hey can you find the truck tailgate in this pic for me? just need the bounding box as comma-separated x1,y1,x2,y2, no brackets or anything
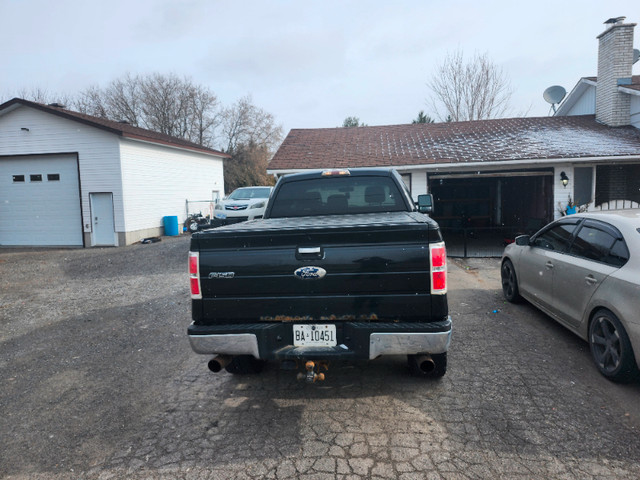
192,212,446,323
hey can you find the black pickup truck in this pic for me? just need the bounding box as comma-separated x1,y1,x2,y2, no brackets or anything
188,168,451,381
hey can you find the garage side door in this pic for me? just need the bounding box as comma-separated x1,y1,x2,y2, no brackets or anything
0,155,83,246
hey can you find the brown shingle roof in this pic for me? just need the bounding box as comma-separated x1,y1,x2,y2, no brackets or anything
268,115,640,171
0,98,230,158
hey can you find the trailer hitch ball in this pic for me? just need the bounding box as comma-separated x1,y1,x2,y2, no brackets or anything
296,360,327,383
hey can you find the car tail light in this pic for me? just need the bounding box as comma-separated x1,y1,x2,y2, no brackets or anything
189,251,202,299
430,242,447,294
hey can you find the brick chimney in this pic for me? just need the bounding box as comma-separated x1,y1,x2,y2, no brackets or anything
596,19,636,126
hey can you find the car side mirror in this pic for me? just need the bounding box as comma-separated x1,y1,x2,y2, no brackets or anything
515,235,531,246
417,194,434,214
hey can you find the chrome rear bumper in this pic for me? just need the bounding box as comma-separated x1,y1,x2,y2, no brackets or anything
188,317,452,360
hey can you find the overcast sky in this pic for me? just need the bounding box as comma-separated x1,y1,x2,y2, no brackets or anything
1,1,638,135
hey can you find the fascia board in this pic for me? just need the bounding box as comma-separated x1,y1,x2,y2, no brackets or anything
267,155,640,176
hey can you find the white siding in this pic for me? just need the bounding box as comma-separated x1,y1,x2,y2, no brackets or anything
565,86,596,116
397,169,428,200
119,139,224,233
553,164,574,220
412,170,428,198
0,106,123,237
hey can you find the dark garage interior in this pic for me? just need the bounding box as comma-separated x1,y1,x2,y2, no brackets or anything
429,170,554,257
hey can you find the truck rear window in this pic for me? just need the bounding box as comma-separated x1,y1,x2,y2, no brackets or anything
269,176,407,218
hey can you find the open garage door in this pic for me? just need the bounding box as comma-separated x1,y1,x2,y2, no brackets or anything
429,169,553,256
0,154,83,246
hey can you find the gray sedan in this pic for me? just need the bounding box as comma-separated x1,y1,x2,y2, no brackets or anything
501,211,640,382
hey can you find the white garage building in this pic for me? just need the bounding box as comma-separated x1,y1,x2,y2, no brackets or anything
0,98,228,247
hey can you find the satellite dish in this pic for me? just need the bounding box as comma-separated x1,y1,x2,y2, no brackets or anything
543,85,567,114
633,49,640,65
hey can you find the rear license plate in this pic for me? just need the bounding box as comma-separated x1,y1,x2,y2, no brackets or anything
293,324,337,347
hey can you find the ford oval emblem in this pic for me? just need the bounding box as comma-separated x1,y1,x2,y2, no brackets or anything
294,266,326,280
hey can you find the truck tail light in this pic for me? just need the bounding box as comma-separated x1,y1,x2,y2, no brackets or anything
189,251,202,299
430,242,447,294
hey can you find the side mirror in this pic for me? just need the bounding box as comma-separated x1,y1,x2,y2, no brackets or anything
515,235,531,246
416,194,434,214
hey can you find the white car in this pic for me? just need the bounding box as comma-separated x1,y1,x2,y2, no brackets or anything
213,186,273,225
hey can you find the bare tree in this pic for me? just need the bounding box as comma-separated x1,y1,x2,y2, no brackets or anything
428,50,513,122
223,141,277,192
140,73,190,137
74,85,109,118
189,86,221,146
218,95,283,190
74,73,221,146
104,74,144,125
9,87,74,107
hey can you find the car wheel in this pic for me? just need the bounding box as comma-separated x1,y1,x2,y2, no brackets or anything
408,353,447,378
589,309,639,383
501,259,521,303
224,355,266,375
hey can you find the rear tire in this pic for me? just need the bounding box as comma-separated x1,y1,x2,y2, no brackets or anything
224,355,266,375
589,309,639,383
408,353,447,378
501,259,521,303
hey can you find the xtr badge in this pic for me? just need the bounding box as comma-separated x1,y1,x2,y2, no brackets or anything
208,272,235,279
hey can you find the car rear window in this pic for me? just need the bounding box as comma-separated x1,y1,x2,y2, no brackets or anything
228,187,271,200
269,176,407,218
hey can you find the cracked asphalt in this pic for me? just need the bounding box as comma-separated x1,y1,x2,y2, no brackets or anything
1,235,639,479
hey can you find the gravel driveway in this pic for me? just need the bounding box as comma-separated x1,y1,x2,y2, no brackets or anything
1,235,639,479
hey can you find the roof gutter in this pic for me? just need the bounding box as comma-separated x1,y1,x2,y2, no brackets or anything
618,86,640,96
267,154,640,176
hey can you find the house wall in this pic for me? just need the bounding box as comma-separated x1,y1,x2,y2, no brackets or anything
396,168,428,200
631,95,640,128
565,86,596,115
553,164,576,219
119,139,224,244
413,171,428,198
0,106,123,242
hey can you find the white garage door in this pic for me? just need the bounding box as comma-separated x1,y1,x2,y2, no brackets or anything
0,155,83,246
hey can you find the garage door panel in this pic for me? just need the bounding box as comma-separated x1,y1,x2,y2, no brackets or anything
0,155,83,246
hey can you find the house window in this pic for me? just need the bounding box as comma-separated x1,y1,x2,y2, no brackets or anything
595,164,640,206
13,175,25,182
573,167,593,207
30,174,43,182
47,174,60,181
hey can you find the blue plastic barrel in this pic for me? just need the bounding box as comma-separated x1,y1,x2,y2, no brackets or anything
163,215,179,236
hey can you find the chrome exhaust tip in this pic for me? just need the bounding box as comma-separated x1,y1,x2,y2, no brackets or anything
208,355,232,373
